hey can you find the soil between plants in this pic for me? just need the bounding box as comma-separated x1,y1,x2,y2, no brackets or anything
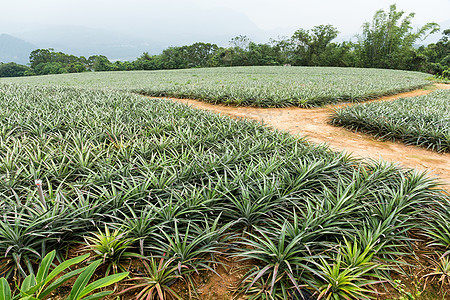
150,83,450,192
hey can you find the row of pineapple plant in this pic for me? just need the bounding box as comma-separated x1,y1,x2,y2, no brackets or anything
1,66,430,107
332,89,450,152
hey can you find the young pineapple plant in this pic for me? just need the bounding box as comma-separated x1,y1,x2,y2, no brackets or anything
0,250,128,300
308,240,385,300
84,225,137,275
118,256,184,300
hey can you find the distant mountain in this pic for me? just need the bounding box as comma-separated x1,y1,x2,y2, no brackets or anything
14,26,160,61
0,34,36,64
5,6,274,61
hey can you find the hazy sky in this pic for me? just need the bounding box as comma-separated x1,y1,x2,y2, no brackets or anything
1,0,449,44
192,0,450,32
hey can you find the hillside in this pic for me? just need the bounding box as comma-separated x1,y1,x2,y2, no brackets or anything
0,34,35,64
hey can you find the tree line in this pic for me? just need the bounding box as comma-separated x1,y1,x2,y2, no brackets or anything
1,5,449,79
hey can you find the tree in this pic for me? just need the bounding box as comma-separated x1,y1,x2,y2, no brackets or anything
316,42,355,67
229,35,250,50
133,52,160,70
0,62,31,77
420,29,449,65
269,36,295,64
34,62,68,75
87,55,114,71
29,48,55,69
247,42,280,66
208,47,234,67
225,36,253,66
29,48,88,74
156,43,220,69
291,25,339,65
66,62,88,73
419,28,450,77
355,4,440,69
159,46,190,69
185,42,218,67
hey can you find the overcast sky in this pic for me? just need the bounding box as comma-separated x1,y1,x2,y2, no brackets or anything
191,0,450,32
1,0,449,45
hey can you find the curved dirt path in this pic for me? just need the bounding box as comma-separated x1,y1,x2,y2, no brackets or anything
152,83,450,190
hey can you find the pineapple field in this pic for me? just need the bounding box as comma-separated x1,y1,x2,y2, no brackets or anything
1,66,430,107
0,67,449,299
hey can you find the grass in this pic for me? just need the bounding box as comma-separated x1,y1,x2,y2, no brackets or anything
0,66,431,107
331,89,450,152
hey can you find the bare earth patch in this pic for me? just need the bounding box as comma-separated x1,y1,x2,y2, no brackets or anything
150,83,450,192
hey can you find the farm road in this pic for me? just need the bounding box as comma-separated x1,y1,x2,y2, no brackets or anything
152,83,450,190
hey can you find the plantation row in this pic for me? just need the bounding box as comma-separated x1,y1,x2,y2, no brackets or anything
332,89,450,153
1,83,450,299
1,66,431,107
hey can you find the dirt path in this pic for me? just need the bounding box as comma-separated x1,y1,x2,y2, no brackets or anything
152,83,450,190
